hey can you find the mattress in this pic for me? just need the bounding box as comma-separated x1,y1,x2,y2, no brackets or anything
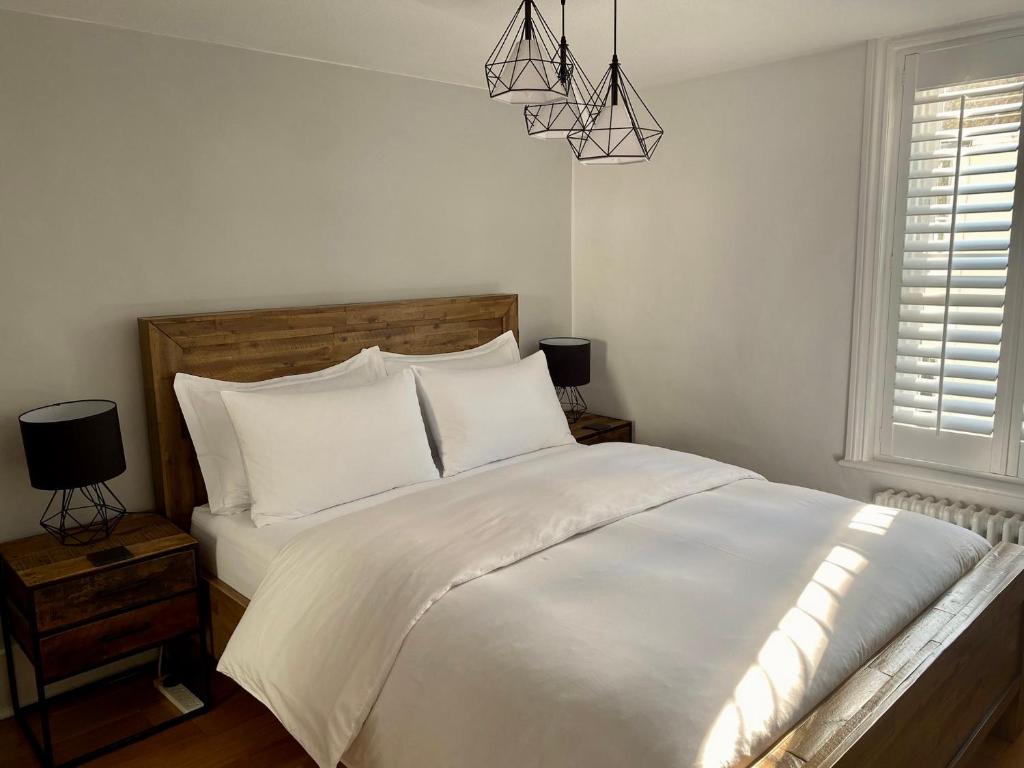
191,443,583,598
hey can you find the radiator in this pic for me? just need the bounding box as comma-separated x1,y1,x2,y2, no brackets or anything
874,489,1024,546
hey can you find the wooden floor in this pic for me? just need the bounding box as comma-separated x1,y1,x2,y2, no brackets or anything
0,670,1021,767
0,672,314,768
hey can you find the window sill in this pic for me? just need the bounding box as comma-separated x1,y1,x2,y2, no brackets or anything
839,457,1024,505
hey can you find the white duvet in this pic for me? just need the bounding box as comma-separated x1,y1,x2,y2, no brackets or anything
218,444,990,768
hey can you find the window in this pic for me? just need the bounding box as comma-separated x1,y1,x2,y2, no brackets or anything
886,73,1023,473
846,21,1024,489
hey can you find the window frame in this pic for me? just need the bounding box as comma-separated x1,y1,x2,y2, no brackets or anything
844,15,1024,493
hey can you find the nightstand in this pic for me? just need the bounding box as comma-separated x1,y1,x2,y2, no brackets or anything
571,413,634,445
0,513,209,767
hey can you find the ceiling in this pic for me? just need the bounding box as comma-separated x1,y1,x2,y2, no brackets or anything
1,0,1021,87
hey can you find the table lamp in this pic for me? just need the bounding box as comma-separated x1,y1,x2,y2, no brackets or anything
539,337,591,423
19,400,127,545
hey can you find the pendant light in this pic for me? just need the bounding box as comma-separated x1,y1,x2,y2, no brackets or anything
523,0,597,140
567,0,663,164
485,1,568,106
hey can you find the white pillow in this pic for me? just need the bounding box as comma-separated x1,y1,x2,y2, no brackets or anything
412,351,575,477
221,370,438,527
173,348,386,515
378,331,520,375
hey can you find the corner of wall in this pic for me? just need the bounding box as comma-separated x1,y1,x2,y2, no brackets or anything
569,161,577,335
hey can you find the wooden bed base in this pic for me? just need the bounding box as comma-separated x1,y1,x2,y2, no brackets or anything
138,295,1024,768
206,545,1024,768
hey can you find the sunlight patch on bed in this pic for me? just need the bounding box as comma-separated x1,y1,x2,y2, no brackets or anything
848,506,898,536
696,546,866,768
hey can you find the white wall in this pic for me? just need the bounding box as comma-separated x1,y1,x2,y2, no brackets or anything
572,42,1024,512
0,11,572,542
572,44,876,502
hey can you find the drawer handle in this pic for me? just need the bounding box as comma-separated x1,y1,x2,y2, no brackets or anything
98,621,152,644
95,577,158,601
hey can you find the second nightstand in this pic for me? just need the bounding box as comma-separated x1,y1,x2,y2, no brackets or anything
571,413,634,445
0,513,209,767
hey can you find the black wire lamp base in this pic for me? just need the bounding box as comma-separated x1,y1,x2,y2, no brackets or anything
557,386,588,423
40,483,126,546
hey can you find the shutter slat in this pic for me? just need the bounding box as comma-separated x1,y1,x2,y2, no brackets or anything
914,82,1024,104
903,236,1011,251
894,373,999,398
896,358,999,380
894,392,996,417
898,324,1002,344
908,180,1016,197
939,412,994,435
904,219,1012,234
900,290,1005,307
913,101,1023,123
912,121,1020,142
897,339,1001,363
900,274,1006,289
910,142,1019,161
893,407,938,429
899,306,1004,324
902,254,1008,269
908,161,1017,180
906,201,1013,215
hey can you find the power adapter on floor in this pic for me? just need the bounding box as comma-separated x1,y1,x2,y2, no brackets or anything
155,676,204,715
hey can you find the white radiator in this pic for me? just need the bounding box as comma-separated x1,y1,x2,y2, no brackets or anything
874,489,1024,547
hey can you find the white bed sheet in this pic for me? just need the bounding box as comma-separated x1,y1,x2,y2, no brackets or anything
191,443,583,598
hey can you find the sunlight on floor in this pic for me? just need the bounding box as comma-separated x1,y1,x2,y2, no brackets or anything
696,544,869,768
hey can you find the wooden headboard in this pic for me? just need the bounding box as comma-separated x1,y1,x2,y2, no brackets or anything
138,294,518,530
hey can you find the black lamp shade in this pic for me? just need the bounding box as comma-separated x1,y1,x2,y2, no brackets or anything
539,337,591,388
20,400,126,491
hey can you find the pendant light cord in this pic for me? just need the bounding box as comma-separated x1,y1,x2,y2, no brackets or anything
610,0,619,105
613,0,617,56
559,0,568,84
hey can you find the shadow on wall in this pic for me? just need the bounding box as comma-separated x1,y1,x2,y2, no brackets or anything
578,337,630,423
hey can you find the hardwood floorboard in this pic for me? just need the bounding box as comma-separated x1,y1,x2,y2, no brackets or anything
0,669,1020,767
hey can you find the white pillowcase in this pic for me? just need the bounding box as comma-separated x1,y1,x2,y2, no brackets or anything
412,351,575,477
378,331,520,375
173,348,386,516
221,370,439,527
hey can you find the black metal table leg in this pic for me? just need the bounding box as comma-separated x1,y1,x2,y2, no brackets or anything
33,658,54,767
1,570,23,720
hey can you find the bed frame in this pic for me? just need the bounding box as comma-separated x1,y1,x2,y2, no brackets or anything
137,293,1024,768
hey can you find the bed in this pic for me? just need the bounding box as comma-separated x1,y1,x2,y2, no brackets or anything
138,293,1024,768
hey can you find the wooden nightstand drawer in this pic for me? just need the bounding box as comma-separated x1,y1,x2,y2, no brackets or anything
571,413,634,446
579,423,633,445
34,551,196,632
38,592,200,682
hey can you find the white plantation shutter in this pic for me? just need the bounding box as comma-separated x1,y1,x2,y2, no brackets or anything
1020,407,1024,477
884,68,1024,475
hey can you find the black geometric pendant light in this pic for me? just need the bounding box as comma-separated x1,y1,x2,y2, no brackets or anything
567,0,663,164
485,1,568,105
523,0,597,140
